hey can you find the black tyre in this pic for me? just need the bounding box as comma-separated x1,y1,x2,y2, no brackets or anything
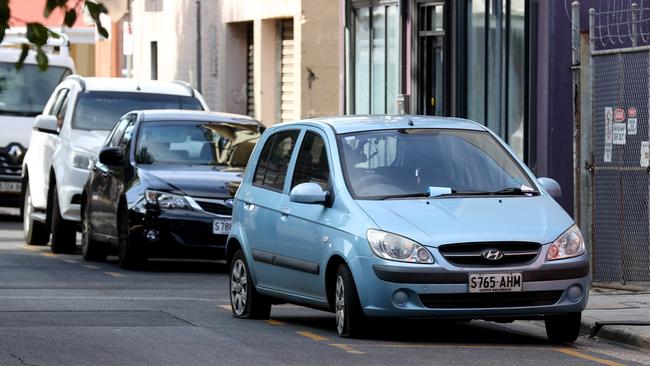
50,183,77,254
335,264,366,338
545,312,582,343
117,208,146,269
229,249,271,319
23,183,49,245
81,198,107,262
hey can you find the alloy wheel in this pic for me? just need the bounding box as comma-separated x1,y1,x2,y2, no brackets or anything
335,275,345,335
230,259,248,316
23,187,32,238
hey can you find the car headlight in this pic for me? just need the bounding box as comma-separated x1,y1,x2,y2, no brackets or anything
67,147,94,170
547,225,585,261
367,229,434,264
145,190,193,210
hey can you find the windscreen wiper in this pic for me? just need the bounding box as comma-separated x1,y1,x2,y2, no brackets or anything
491,187,539,195
374,192,431,200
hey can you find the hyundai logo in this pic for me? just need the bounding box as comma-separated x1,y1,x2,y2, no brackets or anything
481,249,504,261
225,199,235,208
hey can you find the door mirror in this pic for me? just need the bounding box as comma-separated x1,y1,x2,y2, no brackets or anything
98,147,124,166
33,115,58,134
289,183,328,205
538,177,561,198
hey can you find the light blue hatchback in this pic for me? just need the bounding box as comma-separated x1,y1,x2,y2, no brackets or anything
226,116,589,342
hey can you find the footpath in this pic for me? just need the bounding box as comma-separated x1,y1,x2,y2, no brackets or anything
582,287,650,350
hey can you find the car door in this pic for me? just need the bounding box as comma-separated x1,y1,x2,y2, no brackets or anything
238,129,300,290
104,117,136,239
92,117,130,236
274,129,332,299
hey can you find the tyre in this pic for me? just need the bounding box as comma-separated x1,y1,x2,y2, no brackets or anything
23,182,49,245
81,198,107,262
117,207,146,269
50,183,77,254
335,264,366,338
229,249,271,319
545,312,582,343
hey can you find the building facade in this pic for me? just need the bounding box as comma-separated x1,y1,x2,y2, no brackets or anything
341,0,576,213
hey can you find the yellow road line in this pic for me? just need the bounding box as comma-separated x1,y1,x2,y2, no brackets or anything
329,343,366,354
23,246,39,252
41,252,56,257
217,304,231,311
555,348,627,366
60,259,78,264
296,331,329,341
104,272,125,278
84,265,100,270
265,319,285,326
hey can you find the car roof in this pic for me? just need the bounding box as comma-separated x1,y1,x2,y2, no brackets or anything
138,109,262,126
284,115,487,134
0,48,74,68
68,77,196,96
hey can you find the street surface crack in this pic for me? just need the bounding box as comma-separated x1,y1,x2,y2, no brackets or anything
6,351,38,366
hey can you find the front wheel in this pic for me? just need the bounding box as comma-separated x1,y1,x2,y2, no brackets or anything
229,250,271,319
117,208,146,269
50,184,77,254
335,264,366,338
23,183,49,245
81,199,107,262
545,312,582,343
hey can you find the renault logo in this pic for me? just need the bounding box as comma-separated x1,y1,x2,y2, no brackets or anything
7,144,24,163
481,249,504,261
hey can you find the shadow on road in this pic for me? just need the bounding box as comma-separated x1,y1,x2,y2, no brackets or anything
104,257,228,274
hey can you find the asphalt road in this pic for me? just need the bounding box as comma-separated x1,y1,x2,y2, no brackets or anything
0,209,648,366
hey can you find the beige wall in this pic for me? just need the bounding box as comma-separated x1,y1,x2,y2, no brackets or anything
70,44,96,77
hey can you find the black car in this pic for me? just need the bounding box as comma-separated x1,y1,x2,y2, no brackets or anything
81,110,263,268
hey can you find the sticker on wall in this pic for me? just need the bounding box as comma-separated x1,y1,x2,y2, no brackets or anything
605,107,613,144
613,123,627,145
604,144,613,162
614,108,626,122
628,106,638,118
641,141,650,167
628,117,638,135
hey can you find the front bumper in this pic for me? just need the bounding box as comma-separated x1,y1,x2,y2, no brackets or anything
0,174,22,207
57,167,89,222
130,206,228,260
350,254,590,318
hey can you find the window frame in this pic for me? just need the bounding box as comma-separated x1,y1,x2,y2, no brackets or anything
251,129,301,193
289,130,332,191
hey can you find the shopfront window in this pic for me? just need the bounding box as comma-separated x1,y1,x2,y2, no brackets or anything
467,0,526,159
351,3,399,114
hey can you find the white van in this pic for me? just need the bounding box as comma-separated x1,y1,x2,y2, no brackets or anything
0,33,74,207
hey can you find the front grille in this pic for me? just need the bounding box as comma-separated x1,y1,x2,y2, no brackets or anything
0,152,22,177
196,200,232,216
439,242,541,267
419,291,564,309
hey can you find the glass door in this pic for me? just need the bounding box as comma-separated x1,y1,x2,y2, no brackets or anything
417,2,445,116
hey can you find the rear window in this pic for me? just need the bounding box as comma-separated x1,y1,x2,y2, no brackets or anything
72,91,203,131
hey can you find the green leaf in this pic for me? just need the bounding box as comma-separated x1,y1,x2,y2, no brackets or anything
26,23,49,46
15,44,30,70
85,2,109,39
64,9,77,27
36,48,49,71
96,24,109,38
0,1,10,44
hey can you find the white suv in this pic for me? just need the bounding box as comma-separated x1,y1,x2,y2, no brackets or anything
22,76,208,253
0,34,74,208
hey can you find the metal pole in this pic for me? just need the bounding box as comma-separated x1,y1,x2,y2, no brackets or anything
196,0,202,92
572,1,581,227
589,8,595,53
572,1,580,66
588,8,596,274
632,3,638,47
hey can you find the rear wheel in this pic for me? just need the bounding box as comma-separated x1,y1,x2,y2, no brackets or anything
117,207,146,269
335,264,366,338
50,183,76,254
229,249,271,319
545,312,582,343
23,183,49,245
81,198,107,262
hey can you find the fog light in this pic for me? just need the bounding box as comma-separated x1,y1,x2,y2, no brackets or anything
145,229,159,242
567,284,584,302
392,290,408,307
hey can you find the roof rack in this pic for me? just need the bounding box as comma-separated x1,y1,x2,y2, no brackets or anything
65,74,85,91
172,80,195,97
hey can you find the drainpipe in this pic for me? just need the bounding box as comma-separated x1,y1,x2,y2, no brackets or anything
196,0,202,92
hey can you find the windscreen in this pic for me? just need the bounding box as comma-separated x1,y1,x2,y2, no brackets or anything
73,91,203,130
0,63,70,116
135,121,261,167
337,128,536,199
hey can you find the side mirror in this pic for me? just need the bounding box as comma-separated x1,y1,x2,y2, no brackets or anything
99,147,124,166
289,182,328,205
538,177,561,198
33,115,58,134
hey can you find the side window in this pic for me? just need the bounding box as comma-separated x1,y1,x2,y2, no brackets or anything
253,130,299,191
56,94,69,130
119,120,136,150
48,88,68,116
291,132,330,190
253,135,275,185
109,118,130,147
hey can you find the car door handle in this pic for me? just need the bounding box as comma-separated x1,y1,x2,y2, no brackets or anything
280,207,290,221
244,202,255,211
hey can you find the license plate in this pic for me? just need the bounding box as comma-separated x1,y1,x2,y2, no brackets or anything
468,272,522,293
0,182,21,194
212,218,231,235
